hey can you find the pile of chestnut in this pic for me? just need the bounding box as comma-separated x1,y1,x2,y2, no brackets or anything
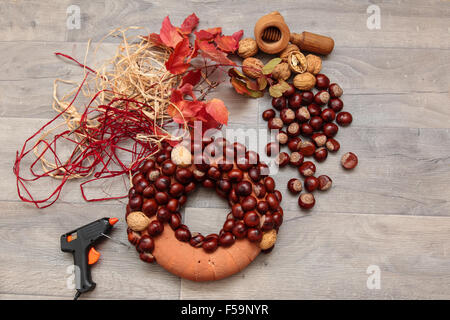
126,138,284,260
262,74,358,210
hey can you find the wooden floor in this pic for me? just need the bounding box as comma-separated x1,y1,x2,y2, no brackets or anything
0,0,449,300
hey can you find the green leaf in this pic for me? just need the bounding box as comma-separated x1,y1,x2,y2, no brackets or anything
268,80,291,98
262,58,282,75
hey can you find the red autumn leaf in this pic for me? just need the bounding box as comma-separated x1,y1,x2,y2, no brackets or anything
196,40,236,66
165,38,191,74
215,30,243,53
181,69,202,87
205,98,228,125
230,77,250,95
159,16,183,48
205,27,222,36
147,33,164,46
194,27,222,41
179,13,199,35
231,30,244,43
168,99,205,124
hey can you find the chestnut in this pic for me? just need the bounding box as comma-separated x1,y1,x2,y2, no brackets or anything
142,185,156,198
140,159,155,174
315,74,330,90
232,203,245,219
169,183,184,198
156,153,168,164
137,235,154,253
321,108,336,122
328,98,344,112
236,181,252,196
289,151,304,167
280,108,295,124
312,133,327,147
276,152,290,167
336,111,353,126
218,160,233,173
128,187,138,199
248,167,261,182
304,176,319,192
169,213,182,230
155,176,171,191
300,123,313,137
341,152,358,169
175,227,191,242
217,179,232,194
299,141,316,157
134,179,149,194
241,195,257,211
223,219,235,232
258,162,270,177
147,168,161,182
156,206,171,222
155,191,169,205
185,181,196,194
147,220,164,236
262,109,276,121
260,213,274,231
295,107,311,123
323,122,339,138
219,232,236,247
309,116,323,131
314,90,330,105
276,131,289,145
207,166,221,180
167,198,180,212
232,221,247,239
247,228,262,242
132,173,145,186
272,96,286,110
161,160,177,176
228,169,244,183
287,137,301,152
299,161,316,177
300,91,314,105
283,83,296,97
246,150,260,165
202,238,218,253
179,195,188,206
256,200,269,214
273,212,283,228
318,175,332,191
287,122,301,137
307,103,321,117
325,138,340,152
129,195,143,210
288,92,302,109
253,183,267,199
202,178,216,188
233,142,247,159
175,168,193,184
266,193,279,210
265,142,279,157
264,177,276,192
228,188,239,204
193,169,206,182
313,147,328,162
328,83,343,98
298,193,315,210
190,233,205,248
287,178,303,194
142,198,158,216
274,190,283,203
243,211,260,227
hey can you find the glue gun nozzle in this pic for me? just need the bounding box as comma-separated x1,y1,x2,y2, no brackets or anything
108,217,119,226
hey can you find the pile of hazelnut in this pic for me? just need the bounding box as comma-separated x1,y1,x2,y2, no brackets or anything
238,38,358,211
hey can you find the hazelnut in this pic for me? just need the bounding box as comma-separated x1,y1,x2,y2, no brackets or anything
242,57,264,78
306,54,322,75
171,145,192,167
287,51,307,74
238,38,258,58
126,211,150,231
293,72,316,91
279,43,300,61
259,229,277,250
271,62,291,80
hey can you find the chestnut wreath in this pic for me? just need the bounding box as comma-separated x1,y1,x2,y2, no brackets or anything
126,137,283,281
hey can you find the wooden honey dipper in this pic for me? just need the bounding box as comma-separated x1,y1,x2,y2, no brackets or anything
254,11,335,55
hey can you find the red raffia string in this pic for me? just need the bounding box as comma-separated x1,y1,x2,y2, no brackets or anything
13,55,171,209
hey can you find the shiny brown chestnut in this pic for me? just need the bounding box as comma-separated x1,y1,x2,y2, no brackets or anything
287,137,301,152
287,178,303,194
307,103,322,117
272,96,287,110
299,141,316,157
287,122,301,137
253,183,267,199
140,159,155,174
231,203,245,219
167,198,180,212
260,213,275,231
228,169,244,182
298,193,315,209
321,108,336,122
134,179,149,194
147,168,161,182
314,147,328,162
280,108,295,124
155,191,169,205
132,173,145,186
276,152,290,167
318,175,332,191
256,200,269,214
219,232,235,247
325,138,340,152
315,74,330,90
175,227,191,242
341,152,358,169
223,219,235,232
161,160,177,176
300,123,314,137
295,107,310,123
264,177,276,192
147,220,164,237
155,176,171,191
323,123,339,138
175,168,193,184
262,109,276,121
336,111,353,126
314,90,330,105
207,166,221,180
189,233,205,248
309,116,323,131
202,238,218,253
236,181,252,196
129,195,143,210
301,91,314,106
169,213,182,230
328,83,343,98
328,98,344,112
142,185,156,198
304,176,320,192
288,92,302,109
247,228,262,242
312,132,327,147
243,211,260,227
289,151,304,167
266,193,279,210
299,161,316,177
276,131,289,145
265,142,279,157
169,183,184,198
142,198,158,216
137,235,154,253
156,206,171,222
232,221,248,239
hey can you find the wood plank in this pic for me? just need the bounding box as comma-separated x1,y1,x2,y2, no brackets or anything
0,1,448,49
1,117,449,216
0,201,180,299
180,208,450,299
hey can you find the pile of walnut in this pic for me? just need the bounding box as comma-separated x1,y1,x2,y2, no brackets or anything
237,38,358,210
126,139,283,263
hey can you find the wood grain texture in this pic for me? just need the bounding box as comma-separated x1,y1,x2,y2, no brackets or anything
0,0,449,300
180,208,450,299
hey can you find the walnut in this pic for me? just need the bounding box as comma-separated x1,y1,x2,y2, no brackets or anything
242,57,264,79
238,38,258,58
293,72,316,91
271,62,291,80
306,54,322,75
279,43,299,61
287,51,307,73
126,211,150,231
259,229,277,250
171,145,192,167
